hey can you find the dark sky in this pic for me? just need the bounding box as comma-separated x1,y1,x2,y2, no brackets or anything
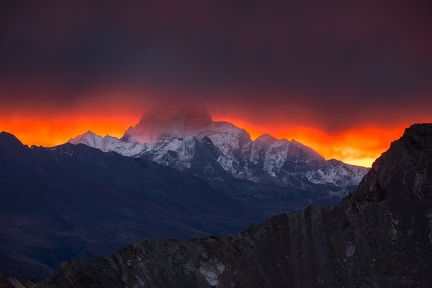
1,0,432,165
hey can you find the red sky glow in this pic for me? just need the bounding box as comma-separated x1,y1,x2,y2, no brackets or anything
0,107,417,167
1,1,431,168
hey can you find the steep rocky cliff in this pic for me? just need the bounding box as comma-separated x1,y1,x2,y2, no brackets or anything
2,123,431,287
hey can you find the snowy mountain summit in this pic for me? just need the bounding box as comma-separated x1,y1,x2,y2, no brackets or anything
70,107,368,198
122,107,250,158
69,131,150,157
123,107,214,144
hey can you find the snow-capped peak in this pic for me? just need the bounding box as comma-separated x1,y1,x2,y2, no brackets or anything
69,131,150,157
122,107,215,145
68,108,369,198
121,107,252,158
254,134,278,144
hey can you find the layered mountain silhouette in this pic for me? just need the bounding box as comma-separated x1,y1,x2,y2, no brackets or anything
0,108,367,280
2,123,431,287
71,107,368,198
0,126,355,280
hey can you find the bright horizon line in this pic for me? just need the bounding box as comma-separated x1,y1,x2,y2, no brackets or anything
0,111,408,168
65,126,377,168
2,126,376,168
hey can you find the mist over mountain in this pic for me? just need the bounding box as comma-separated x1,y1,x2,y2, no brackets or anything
122,107,216,145
3,123,431,287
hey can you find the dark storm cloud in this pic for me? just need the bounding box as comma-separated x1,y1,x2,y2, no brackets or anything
1,0,431,130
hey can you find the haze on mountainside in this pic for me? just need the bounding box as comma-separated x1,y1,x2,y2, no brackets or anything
1,1,432,167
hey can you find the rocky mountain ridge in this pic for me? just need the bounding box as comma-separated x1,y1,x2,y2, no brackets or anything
70,108,368,198
3,124,431,287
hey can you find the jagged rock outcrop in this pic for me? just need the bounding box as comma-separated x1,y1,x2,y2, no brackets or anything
3,123,431,287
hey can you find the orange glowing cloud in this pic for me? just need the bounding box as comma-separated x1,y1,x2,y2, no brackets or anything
0,87,153,147
0,113,141,147
213,116,406,167
0,109,413,168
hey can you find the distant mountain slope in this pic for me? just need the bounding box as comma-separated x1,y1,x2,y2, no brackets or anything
0,132,323,280
70,107,368,198
5,123,430,287
69,131,150,157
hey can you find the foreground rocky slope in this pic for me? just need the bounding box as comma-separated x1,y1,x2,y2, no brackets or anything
3,123,431,287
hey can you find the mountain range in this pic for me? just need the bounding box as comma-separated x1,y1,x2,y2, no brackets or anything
1,123,431,287
0,108,368,280
71,107,368,198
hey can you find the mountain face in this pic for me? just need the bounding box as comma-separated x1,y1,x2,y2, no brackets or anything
69,131,151,157
70,108,368,198
4,123,431,287
0,131,332,280
122,107,218,145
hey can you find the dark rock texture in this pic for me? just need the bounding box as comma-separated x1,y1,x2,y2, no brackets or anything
2,123,431,287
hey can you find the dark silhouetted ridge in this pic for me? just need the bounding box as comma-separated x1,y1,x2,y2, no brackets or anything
0,131,24,147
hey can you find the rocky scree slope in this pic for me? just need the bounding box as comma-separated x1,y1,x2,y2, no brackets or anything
70,108,368,198
3,123,431,287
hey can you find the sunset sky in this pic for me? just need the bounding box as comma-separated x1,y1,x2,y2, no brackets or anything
1,1,431,167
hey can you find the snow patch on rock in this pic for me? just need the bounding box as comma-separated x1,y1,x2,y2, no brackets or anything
199,259,225,287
